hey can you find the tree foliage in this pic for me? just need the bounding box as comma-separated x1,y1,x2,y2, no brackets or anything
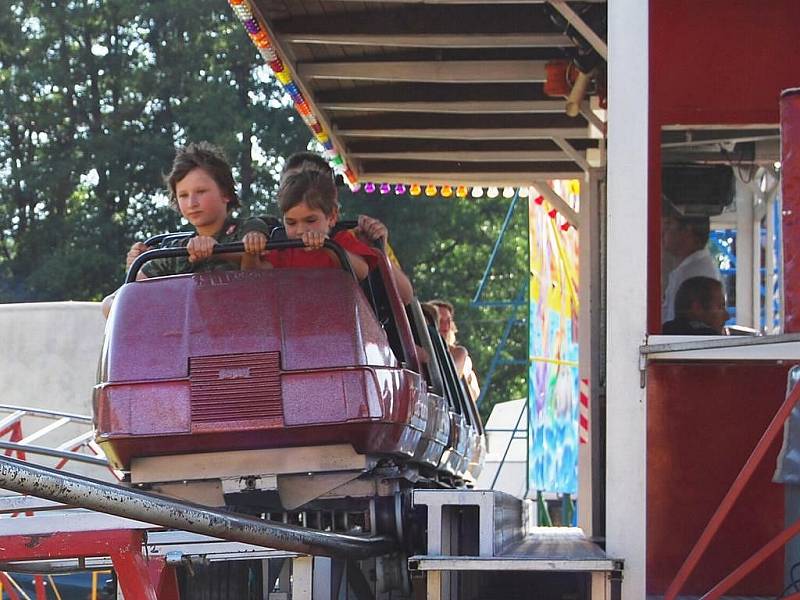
1,0,528,417
0,0,309,301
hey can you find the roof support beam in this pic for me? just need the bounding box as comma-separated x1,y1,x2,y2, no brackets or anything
320,100,566,114
284,33,571,48
297,60,549,83
337,127,587,140
532,181,579,227
553,137,591,173
579,102,607,133
546,0,608,60
352,150,571,162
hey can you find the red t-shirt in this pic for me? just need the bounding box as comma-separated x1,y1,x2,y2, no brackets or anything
265,229,380,270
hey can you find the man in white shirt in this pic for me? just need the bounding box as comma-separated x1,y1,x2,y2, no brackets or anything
661,214,722,323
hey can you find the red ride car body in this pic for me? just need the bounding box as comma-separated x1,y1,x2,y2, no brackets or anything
94,252,484,488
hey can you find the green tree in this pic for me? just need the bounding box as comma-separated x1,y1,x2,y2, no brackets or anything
0,0,309,301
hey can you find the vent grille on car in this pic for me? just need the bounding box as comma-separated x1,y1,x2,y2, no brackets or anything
190,352,282,423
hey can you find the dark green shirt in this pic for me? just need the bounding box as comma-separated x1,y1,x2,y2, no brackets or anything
141,216,270,278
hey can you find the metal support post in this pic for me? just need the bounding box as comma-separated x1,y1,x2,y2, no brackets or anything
293,556,314,600
0,529,166,600
605,1,648,597
312,557,346,600
578,169,603,535
734,176,756,327
145,556,181,600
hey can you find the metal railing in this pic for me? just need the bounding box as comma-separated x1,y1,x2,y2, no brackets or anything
0,404,108,469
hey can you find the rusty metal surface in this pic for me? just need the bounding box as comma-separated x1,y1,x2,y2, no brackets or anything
0,455,395,559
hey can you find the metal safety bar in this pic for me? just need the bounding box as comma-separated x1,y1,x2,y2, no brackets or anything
125,239,355,283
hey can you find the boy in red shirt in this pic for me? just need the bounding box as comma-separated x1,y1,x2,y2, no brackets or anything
245,169,378,280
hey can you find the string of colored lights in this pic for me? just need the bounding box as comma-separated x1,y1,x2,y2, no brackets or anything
227,0,357,187
227,0,576,230
360,184,576,231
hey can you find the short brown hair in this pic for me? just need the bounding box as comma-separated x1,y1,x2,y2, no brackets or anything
278,169,338,216
165,141,239,211
281,151,333,184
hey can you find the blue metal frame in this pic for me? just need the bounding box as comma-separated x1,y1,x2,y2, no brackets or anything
470,190,528,408
472,191,521,305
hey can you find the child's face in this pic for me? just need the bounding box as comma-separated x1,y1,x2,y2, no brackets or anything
693,285,729,333
175,167,230,234
283,201,337,239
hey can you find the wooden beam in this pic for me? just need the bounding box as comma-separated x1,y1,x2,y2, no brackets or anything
553,137,591,173
579,102,607,133
320,99,566,114
297,60,548,83
352,150,571,162
547,0,608,60
532,180,580,226
315,83,550,104
337,127,588,140
271,6,566,42
284,32,571,48
358,172,583,186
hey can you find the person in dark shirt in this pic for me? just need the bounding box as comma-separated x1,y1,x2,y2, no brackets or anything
102,142,266,317
130,141,267,278
662,276,728,335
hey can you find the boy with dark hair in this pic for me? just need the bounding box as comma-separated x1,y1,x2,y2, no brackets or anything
278,151,415,303
103,142,267,317
248,169,378,281
126,141,268,279
280,151,331,184
662,276,728,335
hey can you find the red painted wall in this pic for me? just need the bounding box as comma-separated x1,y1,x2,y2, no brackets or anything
647,361,793,596
646,2,800,595
648,0,800,331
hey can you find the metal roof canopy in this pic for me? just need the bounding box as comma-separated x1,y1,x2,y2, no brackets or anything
249,0,607,186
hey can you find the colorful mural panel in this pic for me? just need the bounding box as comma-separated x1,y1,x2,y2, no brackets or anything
528,181,580,494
